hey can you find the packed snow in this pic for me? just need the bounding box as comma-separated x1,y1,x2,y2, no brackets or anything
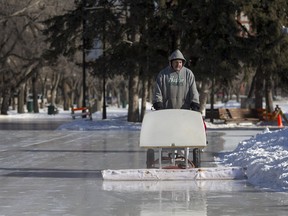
222,127,288,191
1,99,288,191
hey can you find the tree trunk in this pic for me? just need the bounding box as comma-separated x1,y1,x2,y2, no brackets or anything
148,77,154,103
119,80,128,108
140,76,148,121
247,75,256,99
265,72,274,113
17,84,25,113
32,74,39,113
62,81,71,110
50,72,61,106
199,78,210,117
11,96,16,110
40,74,48,109
127,66,140,122
254,66,264,109
77,88,83,107
1,88,11,115
71,78,79,107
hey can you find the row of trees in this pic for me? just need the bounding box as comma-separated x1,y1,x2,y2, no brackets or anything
0,0,76,114
1,0,288,122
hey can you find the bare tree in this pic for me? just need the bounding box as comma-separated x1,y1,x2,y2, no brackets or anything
0,0,74,114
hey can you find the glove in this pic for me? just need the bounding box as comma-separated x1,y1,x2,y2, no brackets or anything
153,102,163,110
190,102,200,112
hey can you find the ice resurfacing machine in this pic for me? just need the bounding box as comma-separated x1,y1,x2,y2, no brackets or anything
102,109,245,180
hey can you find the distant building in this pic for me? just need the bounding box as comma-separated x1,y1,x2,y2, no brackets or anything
236,12,254,37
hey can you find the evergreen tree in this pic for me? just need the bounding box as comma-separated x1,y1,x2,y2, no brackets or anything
180,0,243,113
236,0,288,111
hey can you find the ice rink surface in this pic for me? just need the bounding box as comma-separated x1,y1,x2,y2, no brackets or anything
0,127,288,216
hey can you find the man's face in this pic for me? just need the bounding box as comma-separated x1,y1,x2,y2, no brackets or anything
171,60,183,71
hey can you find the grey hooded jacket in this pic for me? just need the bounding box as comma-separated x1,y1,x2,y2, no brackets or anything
153,50,199,109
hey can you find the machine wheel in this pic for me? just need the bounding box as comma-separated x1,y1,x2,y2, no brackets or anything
146,149,155,168
193,148,201,168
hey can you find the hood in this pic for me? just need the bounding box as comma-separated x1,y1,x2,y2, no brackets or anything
168,50,186,64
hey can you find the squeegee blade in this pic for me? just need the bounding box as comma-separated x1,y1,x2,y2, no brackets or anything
102,167,246,181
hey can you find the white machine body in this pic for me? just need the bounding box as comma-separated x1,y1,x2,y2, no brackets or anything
140,109,206,148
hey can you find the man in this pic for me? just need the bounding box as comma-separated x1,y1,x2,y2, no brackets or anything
151,50,202,167
153,49,200,111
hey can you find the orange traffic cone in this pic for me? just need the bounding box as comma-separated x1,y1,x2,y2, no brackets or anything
277,113,283,128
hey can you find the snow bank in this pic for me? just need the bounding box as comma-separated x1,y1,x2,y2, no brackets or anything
223,127,288,191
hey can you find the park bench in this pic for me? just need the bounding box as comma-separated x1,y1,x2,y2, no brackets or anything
206,105,288,125
218,108,260,123
205,108,259,123
71,106,92,120
205,109,220,119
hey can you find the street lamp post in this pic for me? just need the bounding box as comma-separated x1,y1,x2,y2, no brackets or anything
83,3,107,119
102,36,107,120
82,0,87,117
210,67,215,123
102,6,107,120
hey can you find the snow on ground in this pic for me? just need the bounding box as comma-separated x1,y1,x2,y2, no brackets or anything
222,127,288,192
1,100,288,191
